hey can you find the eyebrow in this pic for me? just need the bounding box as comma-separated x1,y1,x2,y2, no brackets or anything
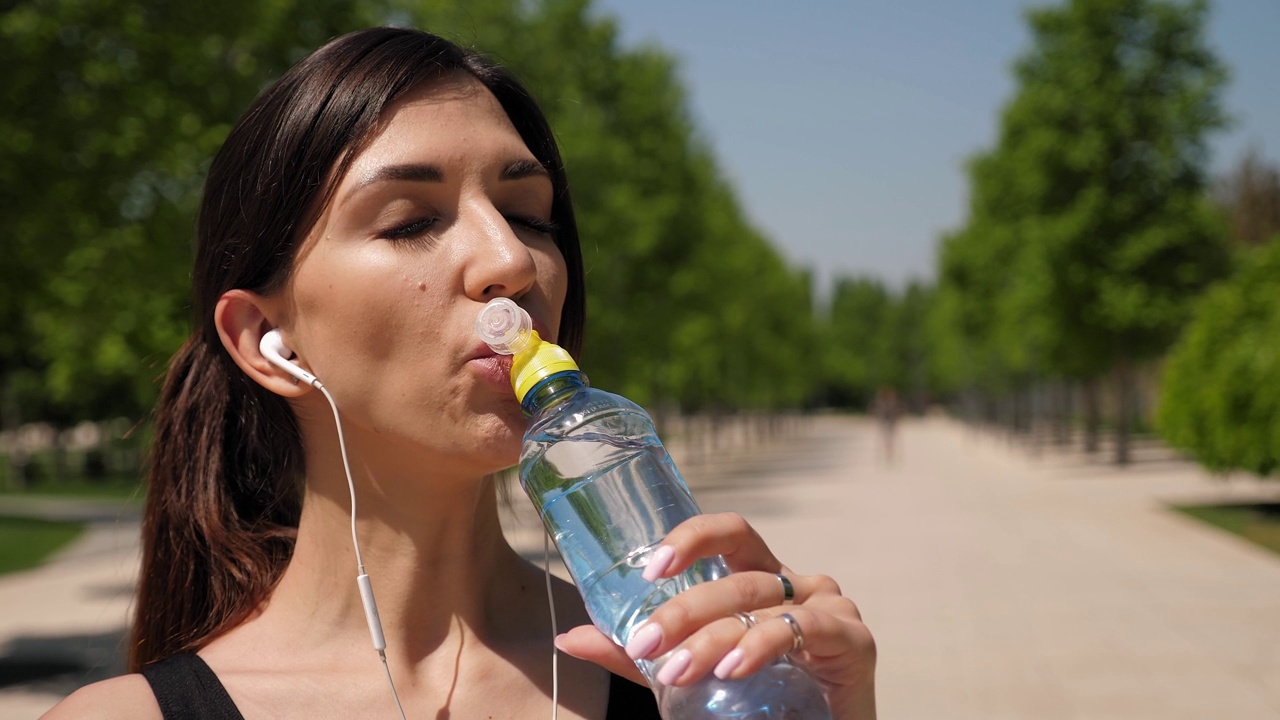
354,163,444,190
352,158,549,193
500,158,549,180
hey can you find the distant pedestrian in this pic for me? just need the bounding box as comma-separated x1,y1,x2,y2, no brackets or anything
873,386,900,464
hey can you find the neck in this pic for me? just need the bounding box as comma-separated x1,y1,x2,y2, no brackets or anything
259,418,543,667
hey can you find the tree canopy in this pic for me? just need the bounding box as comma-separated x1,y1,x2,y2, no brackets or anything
1158,239,1280,475
928,0,1230,459
1,0,820,427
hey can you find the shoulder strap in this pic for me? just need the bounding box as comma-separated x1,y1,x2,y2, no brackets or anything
141,653,651,719
141,653,246,720
605,673,661,720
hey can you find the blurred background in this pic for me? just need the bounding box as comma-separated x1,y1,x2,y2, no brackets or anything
2,0,1279,716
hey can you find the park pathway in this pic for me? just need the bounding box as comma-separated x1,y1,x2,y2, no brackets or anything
3,415,1280,718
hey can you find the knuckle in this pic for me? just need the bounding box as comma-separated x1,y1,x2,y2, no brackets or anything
832,595,862,621
661,599,696,633
722,512,751,535
812,574,842,596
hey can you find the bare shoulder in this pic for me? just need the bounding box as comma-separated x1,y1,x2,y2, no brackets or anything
40,674,161,720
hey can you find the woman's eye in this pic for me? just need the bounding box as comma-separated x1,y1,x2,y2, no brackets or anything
380,216,438,241
507,215,560,237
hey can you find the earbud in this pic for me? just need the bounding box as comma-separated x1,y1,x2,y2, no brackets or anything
259,329,321,388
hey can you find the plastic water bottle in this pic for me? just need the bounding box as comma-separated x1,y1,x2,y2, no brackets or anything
476,299,831,719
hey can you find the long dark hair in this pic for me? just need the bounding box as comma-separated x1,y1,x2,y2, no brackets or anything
130,27,585,671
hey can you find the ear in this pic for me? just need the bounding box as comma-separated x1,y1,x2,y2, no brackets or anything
214,290,311,398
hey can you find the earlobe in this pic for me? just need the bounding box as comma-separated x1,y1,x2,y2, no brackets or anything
214,290,311,397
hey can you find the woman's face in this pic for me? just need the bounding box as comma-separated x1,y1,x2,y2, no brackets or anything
278,76,568,478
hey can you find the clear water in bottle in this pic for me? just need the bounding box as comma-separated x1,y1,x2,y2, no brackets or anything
520,382,832,719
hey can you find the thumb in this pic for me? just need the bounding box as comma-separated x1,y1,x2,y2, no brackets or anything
555,624,649,687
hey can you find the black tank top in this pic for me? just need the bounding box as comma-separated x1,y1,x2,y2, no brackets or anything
141,652,661,719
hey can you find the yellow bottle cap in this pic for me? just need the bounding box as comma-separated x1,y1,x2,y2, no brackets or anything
511,331,580,402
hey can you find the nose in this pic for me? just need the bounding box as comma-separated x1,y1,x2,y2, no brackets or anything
460,203,538,301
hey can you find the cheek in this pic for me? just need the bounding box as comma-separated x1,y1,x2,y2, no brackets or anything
290,247,445,375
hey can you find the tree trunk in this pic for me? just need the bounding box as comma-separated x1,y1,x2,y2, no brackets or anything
52,430,67,484
1,376,22,490
1027,382,1043,457
1054,381,1073,447
1114,360,1132,466
1083,379,1101,454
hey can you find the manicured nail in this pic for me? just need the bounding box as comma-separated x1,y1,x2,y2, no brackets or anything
625,623,663,659
553,633,569,652
713,649,745,679
656,648,693,686
643,546,676,583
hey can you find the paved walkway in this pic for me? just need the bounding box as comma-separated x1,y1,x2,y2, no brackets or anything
0,501,139,718
4,416,1280,718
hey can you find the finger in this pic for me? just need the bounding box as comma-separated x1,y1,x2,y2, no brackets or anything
724,605,871,682
555,625,648,687
642,513,782,581
647,614,756,687
727,609,825,677
624,572,825,660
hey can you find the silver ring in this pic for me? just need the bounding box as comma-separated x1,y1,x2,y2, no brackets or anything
780,612,804,652
777,574,795,604
733,612,758,630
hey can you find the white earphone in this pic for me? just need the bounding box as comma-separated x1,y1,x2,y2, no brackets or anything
257,328,405,718
259,329,322,388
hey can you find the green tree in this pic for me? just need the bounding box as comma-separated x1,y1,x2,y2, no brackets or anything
1,0,377,425
3,0,818,443
933,0,1230,460
1158,240,1280,475
822,278,939,412
822,278,893,409
892,282,935,407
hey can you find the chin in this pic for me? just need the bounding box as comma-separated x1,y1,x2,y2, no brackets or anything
476,414,526,462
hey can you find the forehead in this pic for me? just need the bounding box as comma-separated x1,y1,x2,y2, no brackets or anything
340,75,532,185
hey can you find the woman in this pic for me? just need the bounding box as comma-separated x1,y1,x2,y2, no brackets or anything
44,27,876,719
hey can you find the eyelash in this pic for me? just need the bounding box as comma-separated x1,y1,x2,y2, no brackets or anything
381,217,438,241
379,215,559,242
509,215,560,237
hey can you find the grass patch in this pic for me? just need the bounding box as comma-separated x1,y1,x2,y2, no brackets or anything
1175,503,1280,556
0,475,144,501
0,516,86,575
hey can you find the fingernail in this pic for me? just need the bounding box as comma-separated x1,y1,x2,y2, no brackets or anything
656,648,693,686
625,623,663,660
713,648,745,679
643,546,676,583
553,633,569,652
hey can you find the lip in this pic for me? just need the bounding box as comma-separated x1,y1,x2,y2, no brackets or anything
468,353,516,390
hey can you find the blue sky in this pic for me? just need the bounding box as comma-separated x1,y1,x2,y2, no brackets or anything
591,0,1280,296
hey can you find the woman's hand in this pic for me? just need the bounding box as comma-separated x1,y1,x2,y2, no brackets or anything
553,512,876,719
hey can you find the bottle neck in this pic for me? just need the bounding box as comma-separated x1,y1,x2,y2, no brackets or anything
521,370,588,417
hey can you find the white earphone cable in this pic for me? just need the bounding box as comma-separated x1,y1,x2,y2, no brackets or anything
545,532,559,720
315,378,557,720
316,382,407,720
317,383,364,572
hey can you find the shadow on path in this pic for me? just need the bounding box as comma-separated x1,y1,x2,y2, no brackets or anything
0,627,128,696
